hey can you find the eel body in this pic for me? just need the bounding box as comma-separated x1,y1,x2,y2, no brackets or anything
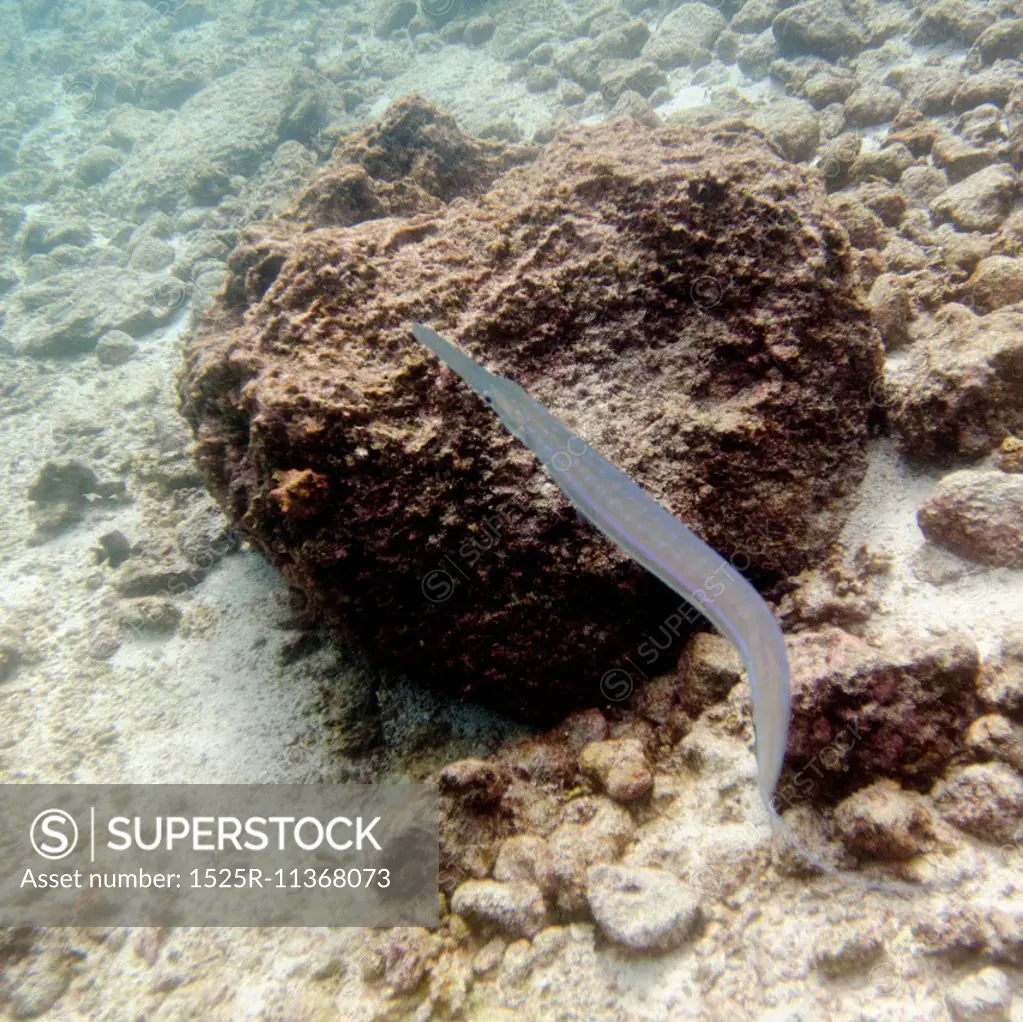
411,322,791,826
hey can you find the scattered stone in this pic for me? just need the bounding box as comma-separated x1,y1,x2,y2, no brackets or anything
917,470,1023,569
119,597,183,637
933,763,1023,844
0,637,21,685
749,98,820,162
914,904,1023,964
463,17,496,46
736,28,781,79
553,39,601,90
471,936,507,976
438,758,509,810
888,303,1023,460
114,556,208,599
580,738,653,802
868,273,912,349
493,835,556,897
128,237,176,272
978,627,1023,721
962,255,1023,313
832,780,936,860
75,144,124,185
908,1,997,46
733,0,786,34
972,19,1023,66
854,182,906,226
548,796,635,913
883,236,928,272
641,2,727,69
586,864,701,951
931,163,1020,232
844,85,904,126
781,627,979,802
967,715,1023,773
953,63,1020,112
608,91,662,129
849,141,914,183
478,116,524,143
374,0,416,38
902,65,963,116
900,164,949,206
10,267,179,357
932,132,997,182
95,329,139,366
827,194,886,249
19,216,92,255
772,0,867,60
998,437,1023,474
803,69,857,108
677,633,743,718
450,879,548,939
813,928,884,976
945,967,1013,1022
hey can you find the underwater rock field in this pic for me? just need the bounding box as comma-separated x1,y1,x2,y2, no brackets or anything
0,0,1022,1019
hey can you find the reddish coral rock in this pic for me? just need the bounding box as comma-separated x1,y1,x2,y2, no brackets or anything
778,627,980,805
179,96,882,722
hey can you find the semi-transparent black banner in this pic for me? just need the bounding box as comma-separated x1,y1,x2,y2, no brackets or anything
0,785,439,926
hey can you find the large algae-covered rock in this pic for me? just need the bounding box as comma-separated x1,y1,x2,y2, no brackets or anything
179,97,882,722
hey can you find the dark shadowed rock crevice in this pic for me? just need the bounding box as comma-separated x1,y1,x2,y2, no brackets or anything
179,96,883,722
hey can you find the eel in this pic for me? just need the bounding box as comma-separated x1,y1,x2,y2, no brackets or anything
410,322,790,829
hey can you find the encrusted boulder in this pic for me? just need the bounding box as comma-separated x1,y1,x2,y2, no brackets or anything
179,96,882,721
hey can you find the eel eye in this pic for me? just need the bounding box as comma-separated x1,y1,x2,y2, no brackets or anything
482,393,494,405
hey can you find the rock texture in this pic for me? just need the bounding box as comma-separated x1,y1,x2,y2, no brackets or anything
180,96,882,721
918,470,1023,568
888,303,1023,461
779,627,980,803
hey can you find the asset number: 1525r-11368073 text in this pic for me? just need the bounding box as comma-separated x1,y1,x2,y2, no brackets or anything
189,867,391,890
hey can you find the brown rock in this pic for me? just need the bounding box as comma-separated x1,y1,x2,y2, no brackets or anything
868,272,913,350
827,194,887,249
932,131,998,182
832,779,936,860
677,632,744,717
579,738,654,802
844,85,904,126
962,255,1023,313
900,165,949,207
918,470,1023,568
967,714,1023,773
973,19,1023,65
888,303,1023,460
778,627,979,805
493,835,557,897
931,163,1020,232
548,796,635,913
934,763,1023,843
180,97,882,721
978,626,1023,721
997,436,1023,474
952,62,1020,113
450,879,548,938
